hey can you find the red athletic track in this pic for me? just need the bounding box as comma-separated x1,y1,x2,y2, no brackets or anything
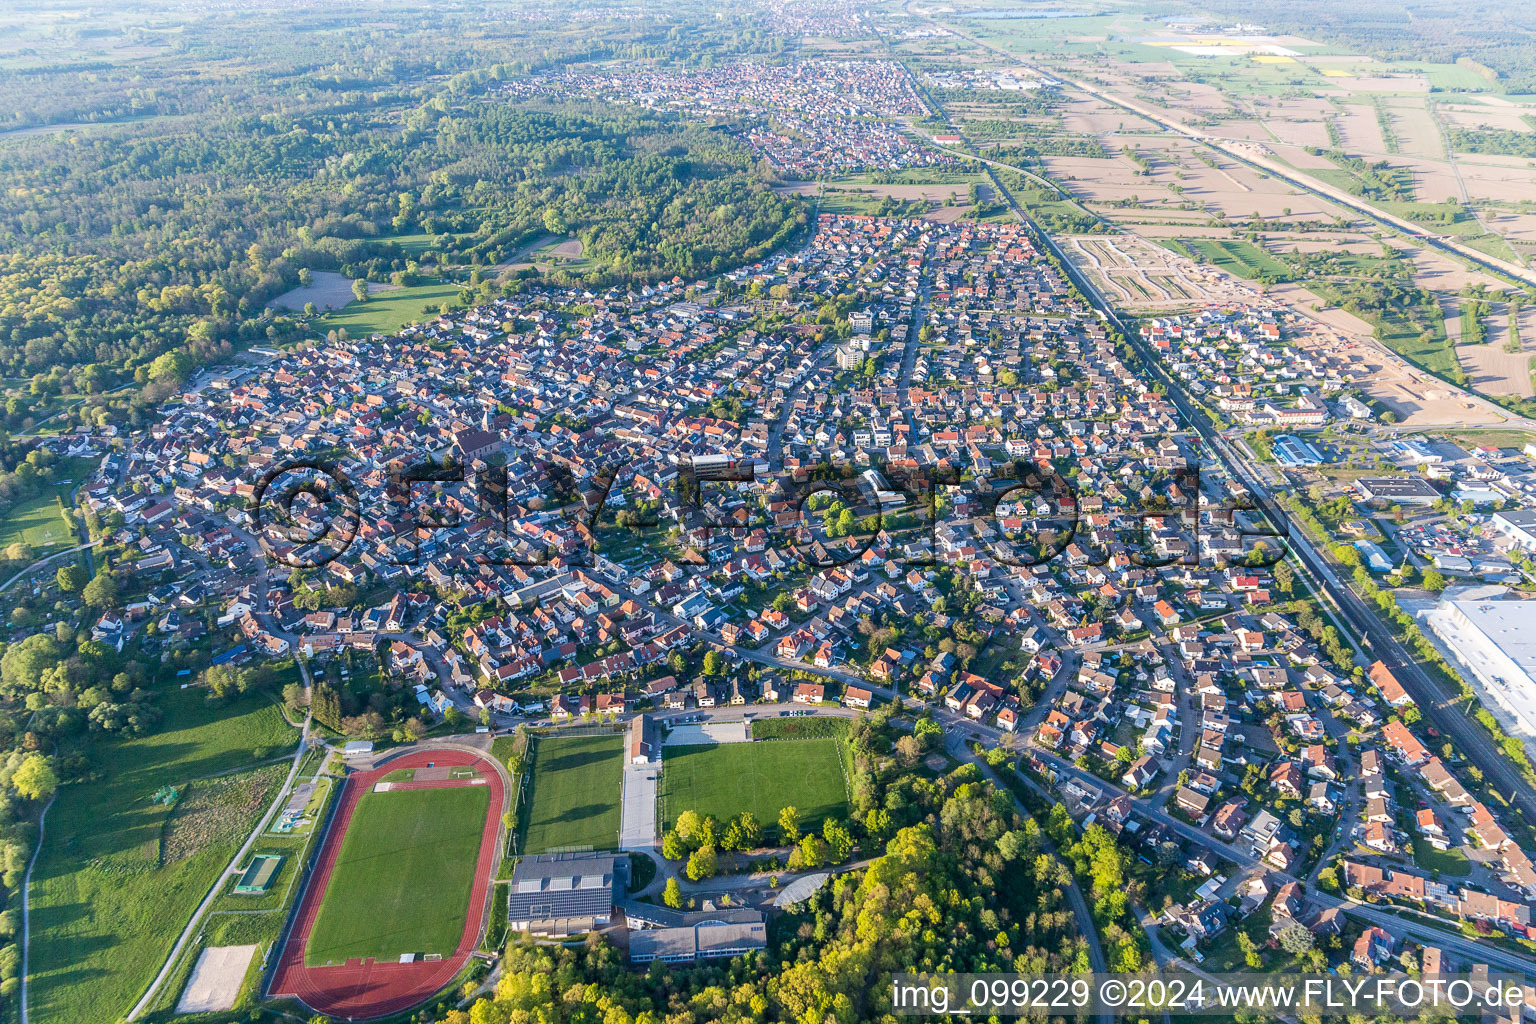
268,748,506,1020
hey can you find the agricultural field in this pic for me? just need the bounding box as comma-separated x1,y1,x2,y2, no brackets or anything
658,738,849,839
305,785,489,965
520,733,624,854
26,688,297,1024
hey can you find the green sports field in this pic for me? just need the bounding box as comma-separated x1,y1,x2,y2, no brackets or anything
659,739,849,839
521,734,624,854
305,786,489,965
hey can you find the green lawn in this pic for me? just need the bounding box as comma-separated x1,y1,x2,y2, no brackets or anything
1183,238,1291,281
319,280,461,337
1420,62,1500,93
1412,836,1472,877
0,491,73,552
146,772,339,1017
27,688,297,1024
659,739,849,840
1458,231,1523,264
0,454,95,553
378,231,437,259
815,187,936,217
521,734,623,854
306,785,489,965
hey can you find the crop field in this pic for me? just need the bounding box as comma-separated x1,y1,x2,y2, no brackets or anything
27,688,296,1024
658,739,849,840
305,785,490,965
521,733,624,853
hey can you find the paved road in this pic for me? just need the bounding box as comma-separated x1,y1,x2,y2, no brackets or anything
1025,743,1536,976
766,347,838,471
0,540,101,596
964,737,1112,1023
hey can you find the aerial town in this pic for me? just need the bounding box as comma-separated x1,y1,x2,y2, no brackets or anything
7,1,1536,1022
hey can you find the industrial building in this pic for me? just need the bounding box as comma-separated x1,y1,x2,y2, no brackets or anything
628,920,767,963
1271,434,1322,468
1354,476,1440,506
1353,540,1392,573
622,903,767,964
1491,510,1536,552
1426,596,1536,763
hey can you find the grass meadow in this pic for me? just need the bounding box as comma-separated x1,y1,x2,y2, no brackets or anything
1182,238,1292,281
27,688,297,1023
319,280,461,337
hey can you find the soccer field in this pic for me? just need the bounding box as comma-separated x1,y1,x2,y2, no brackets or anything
305,786,489,965
522,734,624,854
659,739,849,840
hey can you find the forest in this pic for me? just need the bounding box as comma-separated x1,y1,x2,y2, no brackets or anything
0,101,799,401
0,2,802,430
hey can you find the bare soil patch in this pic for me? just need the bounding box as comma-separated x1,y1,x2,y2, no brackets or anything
176,944,258,1014
1384,100,1444,160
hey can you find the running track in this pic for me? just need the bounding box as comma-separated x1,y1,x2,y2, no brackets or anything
268,749,507,1020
